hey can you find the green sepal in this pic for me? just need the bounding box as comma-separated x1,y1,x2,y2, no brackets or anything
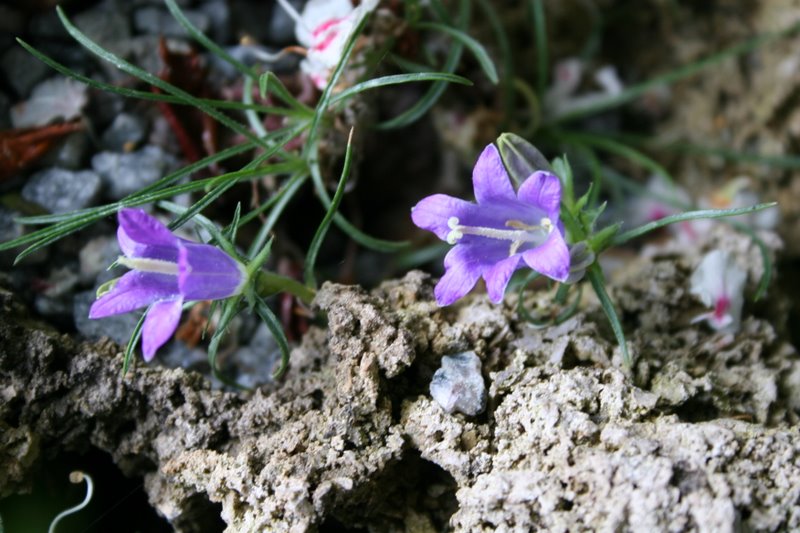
496,132,552,186
588,222,622,253
95,277,119,299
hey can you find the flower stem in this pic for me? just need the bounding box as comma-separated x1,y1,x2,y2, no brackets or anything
255,271,316,305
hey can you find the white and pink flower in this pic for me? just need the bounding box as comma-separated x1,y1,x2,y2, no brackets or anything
278,0,378,90
689,250,747,332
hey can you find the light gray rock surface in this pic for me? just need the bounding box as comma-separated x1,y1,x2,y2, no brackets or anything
1,244,798,531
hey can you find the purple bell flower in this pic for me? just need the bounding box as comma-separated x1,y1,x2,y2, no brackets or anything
89,208,247,361
411,144,570,306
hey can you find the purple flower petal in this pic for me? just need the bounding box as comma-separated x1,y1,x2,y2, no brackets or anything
178,241,245,300
411,194,478,241
522,230,570,282
435,245,484,306
472,144,516,205
141,298,183,361
517,171,562,216
89,271,180,318
117,208,179,261
483,255,521,304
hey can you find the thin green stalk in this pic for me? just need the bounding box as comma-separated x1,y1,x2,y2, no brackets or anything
553,129,674,183
304,129,354,288
612,203,777,246
243,75,269,139
378,0,470,129
413,21,498,83
245,173,308,259
477,0,514,127
587,264,631,368
254,296,292,379
530,0,548,97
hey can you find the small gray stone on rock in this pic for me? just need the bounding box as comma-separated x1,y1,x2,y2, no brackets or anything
101,113,148,152
22,168,102,214
92,145,178,199
430,351,487,416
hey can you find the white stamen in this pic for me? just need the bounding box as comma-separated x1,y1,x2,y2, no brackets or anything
117,256,179,276
445,218,553,256
446,217,463,244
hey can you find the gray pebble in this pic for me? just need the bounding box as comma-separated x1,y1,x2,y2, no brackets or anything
1,46,51,96
79,236,120,284
230,323,280,388
101,113,148,152
0,207,22,267
92,145,178,199
430,351,487,416
22,167,103,214
133,6,210,38
198,0,231,43
39,132,91,170
73,290,142,346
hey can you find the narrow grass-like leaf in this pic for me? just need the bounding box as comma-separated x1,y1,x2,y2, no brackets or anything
652,140,800,169
122,313,147,375
207,296,248,390
158,201,240,259
243,75,269,138
304,129,354,288
388,53,436,73
530,0,548,97
164,0,312,114
330,72,473,105
600,165,774,300
254,296,292,379
15,140,259,226
378,0,470,129
245,173,308,258
259,71,313,113
414,21,498,83
612,203,777,246
428,0,452,24
727,220,772,301
554,129,674,183
16,40,304,117
587,264,631,368
227,203,242,244
56,7,276,152
168,124,308,230
7,155,298,262
303,13,409,252
552,20,800,123
477,0,515,126
164,0,255,79
307,157,409,252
